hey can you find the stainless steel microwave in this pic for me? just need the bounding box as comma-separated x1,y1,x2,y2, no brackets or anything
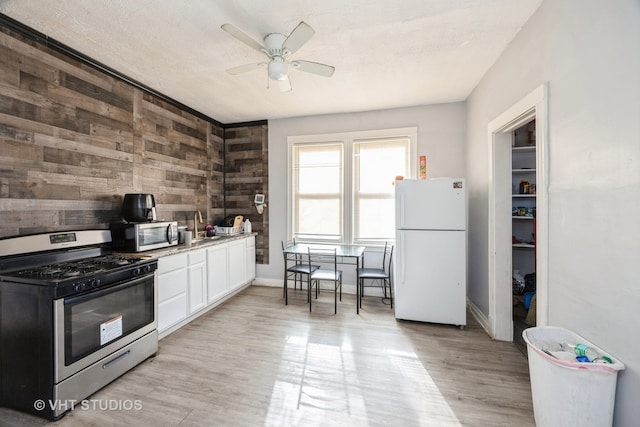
110,221,178,252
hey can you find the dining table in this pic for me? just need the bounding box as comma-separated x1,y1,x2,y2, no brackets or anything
282,243,366,313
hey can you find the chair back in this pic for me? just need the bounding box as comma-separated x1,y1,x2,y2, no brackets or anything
307,247,338,272
281,240,290,262
282,239,301,262
383,243,394,276
370,242,394,273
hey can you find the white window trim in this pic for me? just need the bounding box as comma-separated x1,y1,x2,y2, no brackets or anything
287,127,417,244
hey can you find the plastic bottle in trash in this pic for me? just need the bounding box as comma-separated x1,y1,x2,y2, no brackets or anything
564,342,609,362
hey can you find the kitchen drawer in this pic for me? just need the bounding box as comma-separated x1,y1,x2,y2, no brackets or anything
158,252,188,273
188,248,206,264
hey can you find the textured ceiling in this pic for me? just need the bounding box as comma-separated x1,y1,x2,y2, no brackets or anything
0,0,543,124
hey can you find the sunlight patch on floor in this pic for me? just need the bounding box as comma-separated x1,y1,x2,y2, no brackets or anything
265,333,461,426
387,348,461,426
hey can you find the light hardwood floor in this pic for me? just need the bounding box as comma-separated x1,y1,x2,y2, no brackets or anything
1,286,535,426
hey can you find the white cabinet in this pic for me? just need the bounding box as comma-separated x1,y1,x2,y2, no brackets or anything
157,252,188,332
228,239,247,291
160,235,256,337
207,244,228,304
158,248,208,334
246,236,256,282
188,248,207,314
206,235,256,304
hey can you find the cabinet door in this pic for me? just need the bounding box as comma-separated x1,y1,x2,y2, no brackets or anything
188,249,207,314
207,245,228,304
246,237,256,282
158,254,188,333
228,240,247,291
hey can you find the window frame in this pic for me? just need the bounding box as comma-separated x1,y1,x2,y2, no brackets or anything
287,127,417,245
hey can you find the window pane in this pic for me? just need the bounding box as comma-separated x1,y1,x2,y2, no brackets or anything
354,138,409,241
297,199,341,235
357,141,408,193
298,167,341,193
292,143,343,239
356,198,395,239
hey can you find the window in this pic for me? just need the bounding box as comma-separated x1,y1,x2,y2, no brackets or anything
292,143,344,241
288,128,416,245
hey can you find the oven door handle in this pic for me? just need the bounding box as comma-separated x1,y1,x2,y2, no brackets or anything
64,273,153,306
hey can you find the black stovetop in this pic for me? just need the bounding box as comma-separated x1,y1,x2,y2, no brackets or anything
0,251,157,298
6,254,147,283
0,230,157,298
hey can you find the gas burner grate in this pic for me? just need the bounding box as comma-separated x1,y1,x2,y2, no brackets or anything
13,255,146,281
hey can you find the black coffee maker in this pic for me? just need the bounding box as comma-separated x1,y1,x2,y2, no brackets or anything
121,194,157,222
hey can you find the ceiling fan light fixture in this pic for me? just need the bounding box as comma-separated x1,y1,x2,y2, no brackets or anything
268,60,288,81
222,21,334,90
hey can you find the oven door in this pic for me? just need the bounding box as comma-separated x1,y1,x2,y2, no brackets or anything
54,272,158,383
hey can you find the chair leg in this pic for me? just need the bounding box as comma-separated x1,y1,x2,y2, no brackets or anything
356,277,360,314
388,278,393,308
284,270,288,305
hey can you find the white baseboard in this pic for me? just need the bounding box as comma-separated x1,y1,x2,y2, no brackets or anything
468,298,494,338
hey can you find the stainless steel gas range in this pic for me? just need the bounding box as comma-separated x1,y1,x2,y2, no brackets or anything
0,230,158,420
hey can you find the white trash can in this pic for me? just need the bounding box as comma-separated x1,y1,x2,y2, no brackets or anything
522,326,625,427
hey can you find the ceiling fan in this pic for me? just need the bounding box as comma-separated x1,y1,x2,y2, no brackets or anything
221,21,335,92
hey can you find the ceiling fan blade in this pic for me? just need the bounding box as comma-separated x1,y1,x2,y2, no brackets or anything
226,62,265,75
278,77,292,92
221,24,265,53
282,21,315,55
292,60,335,77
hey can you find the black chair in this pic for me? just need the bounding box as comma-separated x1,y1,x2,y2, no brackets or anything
308,247,343,314
282,240,319,305
358,242,393,311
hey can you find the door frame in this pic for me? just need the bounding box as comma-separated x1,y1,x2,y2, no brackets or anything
487,84,549,341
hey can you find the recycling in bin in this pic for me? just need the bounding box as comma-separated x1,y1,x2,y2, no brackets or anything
522,326,625,427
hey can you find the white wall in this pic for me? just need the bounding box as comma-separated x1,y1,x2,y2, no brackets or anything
256,103,466,288
466,0,640,424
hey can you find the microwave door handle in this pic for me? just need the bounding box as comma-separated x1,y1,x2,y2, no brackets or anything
166,223,173,244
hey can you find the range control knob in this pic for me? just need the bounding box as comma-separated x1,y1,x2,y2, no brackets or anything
132,267,141,276
89,278,101,288
73,282,86,292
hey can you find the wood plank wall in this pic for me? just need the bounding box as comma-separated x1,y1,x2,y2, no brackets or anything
0,23,269,264
224,125,269,264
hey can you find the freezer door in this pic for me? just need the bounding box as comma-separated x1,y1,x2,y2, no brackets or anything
394,229,466,326
395,179,465,230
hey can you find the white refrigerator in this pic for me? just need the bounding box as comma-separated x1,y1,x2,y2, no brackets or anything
394,178,466,326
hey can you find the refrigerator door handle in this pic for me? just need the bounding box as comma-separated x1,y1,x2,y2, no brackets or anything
398,232,405,283
398,193,404,229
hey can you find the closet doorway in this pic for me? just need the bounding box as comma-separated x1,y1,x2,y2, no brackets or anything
487,84,548,342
